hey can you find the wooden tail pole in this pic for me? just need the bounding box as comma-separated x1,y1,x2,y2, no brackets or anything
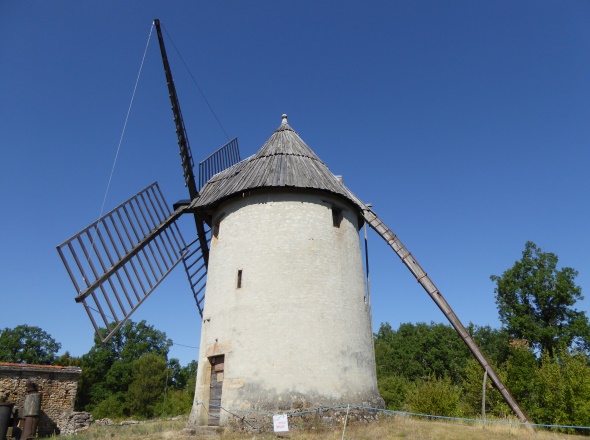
360,205,534,429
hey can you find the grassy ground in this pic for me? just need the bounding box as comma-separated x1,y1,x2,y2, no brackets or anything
58,415,588,440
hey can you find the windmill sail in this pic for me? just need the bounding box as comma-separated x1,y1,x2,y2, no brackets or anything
57,183,189,342
181,233,211,317
57,20,243,341
180,138,240,316
198,137,241,190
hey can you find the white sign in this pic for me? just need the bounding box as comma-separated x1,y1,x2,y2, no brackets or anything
273,414,289,432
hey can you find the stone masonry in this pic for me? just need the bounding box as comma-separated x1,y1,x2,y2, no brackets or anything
0,362,82,437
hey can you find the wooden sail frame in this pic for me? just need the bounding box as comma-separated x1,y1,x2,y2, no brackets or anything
57,183,189,342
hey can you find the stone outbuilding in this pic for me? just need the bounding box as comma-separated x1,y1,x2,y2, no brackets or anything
0,362,82,436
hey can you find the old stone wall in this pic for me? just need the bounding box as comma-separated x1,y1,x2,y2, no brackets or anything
223,404,381,433
0,362,82,437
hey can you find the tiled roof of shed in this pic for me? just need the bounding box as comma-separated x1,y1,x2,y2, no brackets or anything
191,115,361,211
0,362,82,373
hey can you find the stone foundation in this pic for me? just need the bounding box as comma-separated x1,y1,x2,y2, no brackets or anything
227,404,383,433
57,411,93,435
0,362,82,437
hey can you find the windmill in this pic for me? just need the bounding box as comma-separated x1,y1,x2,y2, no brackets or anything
57,19,532,429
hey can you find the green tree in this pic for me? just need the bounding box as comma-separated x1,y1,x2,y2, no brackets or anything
467,324,512,367
93,320,172,365
77,320,172,413
377,373,414,410
461,337,541,419
491,241,589,356
161,359,198,416
127,353,168,418
406,375,463,417
502,340,539,413
0,324,61,364
161,388,194,416
54,351,83,367
171,359,197,391
374,322,470,384
531,348,590,428
461,358,510,418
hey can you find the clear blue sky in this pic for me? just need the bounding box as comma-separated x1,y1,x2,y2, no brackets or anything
1,1,589,366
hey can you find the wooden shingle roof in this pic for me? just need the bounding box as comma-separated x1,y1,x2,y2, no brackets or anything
191,115,362,212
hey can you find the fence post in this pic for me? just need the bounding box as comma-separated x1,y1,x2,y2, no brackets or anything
482,367,488,424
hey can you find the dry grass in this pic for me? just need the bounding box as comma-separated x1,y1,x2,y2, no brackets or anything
59,415,588,440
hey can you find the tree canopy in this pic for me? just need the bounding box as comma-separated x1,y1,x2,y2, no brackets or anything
0,324,61,364
491,241,590,355
0,320,197,419
77,320,172,409
4,240,590,425
374,322,470,384
126,353,168,418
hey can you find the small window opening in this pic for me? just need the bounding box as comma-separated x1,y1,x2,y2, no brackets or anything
332,207,343,228
237,270,242,288
213,213,225,239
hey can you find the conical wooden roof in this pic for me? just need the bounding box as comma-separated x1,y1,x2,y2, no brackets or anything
192,115,361,212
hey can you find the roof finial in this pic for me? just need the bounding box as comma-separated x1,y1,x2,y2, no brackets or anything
281,114,288,125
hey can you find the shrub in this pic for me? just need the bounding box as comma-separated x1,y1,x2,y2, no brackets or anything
407,375,462,417
91,393,127,419
127,353,168,418
161,388,194,416
531,349,590,428
378,374,414,410
460,359,510,418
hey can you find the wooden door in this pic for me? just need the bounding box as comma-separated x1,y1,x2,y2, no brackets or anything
208,355,224,426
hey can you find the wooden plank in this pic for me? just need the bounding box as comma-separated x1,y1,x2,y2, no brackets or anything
208,355,224,426
358,204,534,431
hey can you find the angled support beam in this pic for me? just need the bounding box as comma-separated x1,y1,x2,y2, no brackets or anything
354,198,533,429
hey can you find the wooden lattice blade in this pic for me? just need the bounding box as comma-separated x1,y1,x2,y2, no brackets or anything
181,234,210,318
57,182,189,343
198,138,241,190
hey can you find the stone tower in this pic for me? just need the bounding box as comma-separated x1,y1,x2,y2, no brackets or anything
187,115,383,427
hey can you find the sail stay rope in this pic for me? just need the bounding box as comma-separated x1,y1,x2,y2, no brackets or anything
82,23,155,282
161,23,231,141
99,22,155,226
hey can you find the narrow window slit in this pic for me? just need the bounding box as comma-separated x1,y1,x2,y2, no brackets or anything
213,213,225,239
237,269,242,288
332,207,343,228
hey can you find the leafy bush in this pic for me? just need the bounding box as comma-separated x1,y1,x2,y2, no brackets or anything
407,375,463,417
127,353,168,418
378,374,414,410
531,349,590,428
161,388,194,416
91,393,127,419
460,359,510,418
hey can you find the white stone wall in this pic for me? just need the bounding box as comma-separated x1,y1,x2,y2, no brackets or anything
189,191,382,427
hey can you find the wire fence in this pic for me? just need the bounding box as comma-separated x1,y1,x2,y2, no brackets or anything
194,401,590,432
